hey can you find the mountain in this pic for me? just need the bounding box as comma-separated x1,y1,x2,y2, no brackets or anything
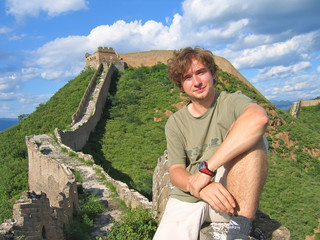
271,100,294,112
0,118,19,132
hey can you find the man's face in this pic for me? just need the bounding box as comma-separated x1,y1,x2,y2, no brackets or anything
181,58,215,102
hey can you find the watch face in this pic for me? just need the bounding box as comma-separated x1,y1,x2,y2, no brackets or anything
199,161,205,170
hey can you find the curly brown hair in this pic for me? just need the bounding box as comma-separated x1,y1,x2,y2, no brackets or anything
167,47,218,89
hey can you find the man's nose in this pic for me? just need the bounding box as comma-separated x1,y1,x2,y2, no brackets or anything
192,74,201,85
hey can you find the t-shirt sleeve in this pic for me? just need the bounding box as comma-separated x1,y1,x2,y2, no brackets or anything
229,91,254,118
165,116,187,167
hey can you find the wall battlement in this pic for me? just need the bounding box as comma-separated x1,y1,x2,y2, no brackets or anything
85,46,126,71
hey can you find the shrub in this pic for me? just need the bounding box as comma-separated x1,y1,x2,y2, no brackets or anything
102,207,158,240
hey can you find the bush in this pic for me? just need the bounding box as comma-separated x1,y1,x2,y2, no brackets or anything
102,207,158,240
66,191,105,240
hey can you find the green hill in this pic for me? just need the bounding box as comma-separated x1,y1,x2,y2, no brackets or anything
0,63,319,239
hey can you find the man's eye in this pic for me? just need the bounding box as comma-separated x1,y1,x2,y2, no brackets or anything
198,69,207,74
183,76,192,81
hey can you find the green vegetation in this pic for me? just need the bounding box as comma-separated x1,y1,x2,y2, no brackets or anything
0,68,95,222
66,191,105,240
100,207,158,240
260,152,320,238
298,103,320,132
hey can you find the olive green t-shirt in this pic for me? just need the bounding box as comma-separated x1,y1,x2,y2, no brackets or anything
165,90,254,203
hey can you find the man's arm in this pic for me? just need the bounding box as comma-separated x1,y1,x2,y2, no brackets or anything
169,163,236,214
188,103,269,198
169,164,191,192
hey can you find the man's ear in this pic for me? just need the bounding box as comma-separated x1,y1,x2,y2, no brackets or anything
180,88,185,93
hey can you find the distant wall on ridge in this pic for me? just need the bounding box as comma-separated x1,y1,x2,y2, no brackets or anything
120,50,267,101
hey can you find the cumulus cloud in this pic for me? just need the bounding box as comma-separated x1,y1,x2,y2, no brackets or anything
263,72,320,101
216,31,319,70
5,0,88,20
252,62,312,82
0,73,21,92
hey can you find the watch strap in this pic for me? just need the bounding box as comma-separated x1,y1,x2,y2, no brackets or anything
199,161,216,177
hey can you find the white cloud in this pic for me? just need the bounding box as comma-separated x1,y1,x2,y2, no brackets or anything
23,17,187,82
252,62,311,82
262,72,320,101
0,27,11,34
217,31,318,70
0,92,17,101
5,0,88,20
0,73,21,92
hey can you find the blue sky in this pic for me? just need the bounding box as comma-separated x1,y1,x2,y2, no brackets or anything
0,0,320,118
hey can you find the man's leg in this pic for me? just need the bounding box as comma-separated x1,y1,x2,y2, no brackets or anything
153,198,209,240
224,137,268,239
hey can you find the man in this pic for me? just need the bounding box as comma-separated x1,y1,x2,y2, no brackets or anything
153,47,268,240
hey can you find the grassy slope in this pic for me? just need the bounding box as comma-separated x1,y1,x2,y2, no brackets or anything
84,64,320,239
0,68,95,222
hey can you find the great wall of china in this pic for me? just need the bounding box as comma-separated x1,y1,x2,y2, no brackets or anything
289,99,320,118
0,47,290,240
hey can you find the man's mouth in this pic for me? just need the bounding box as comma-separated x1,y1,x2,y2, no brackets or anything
194,86,206,93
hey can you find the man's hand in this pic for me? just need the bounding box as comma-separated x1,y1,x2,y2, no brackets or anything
187,171,212,198
200,182,236,214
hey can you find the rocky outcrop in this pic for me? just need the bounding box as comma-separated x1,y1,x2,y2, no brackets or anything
152,151,291,240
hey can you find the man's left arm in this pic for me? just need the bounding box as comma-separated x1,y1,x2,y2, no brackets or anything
188,103,269,198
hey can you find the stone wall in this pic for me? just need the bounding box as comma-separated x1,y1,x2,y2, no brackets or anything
290,99,320,117
0,135,79,240
71,63,103,124
56,64,117,151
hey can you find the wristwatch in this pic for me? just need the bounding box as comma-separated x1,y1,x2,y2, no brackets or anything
199,161,217,177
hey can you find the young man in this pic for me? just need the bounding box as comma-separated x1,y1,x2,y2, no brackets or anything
153,47,269,240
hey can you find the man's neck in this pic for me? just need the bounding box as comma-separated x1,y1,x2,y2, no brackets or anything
188,91,216,117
